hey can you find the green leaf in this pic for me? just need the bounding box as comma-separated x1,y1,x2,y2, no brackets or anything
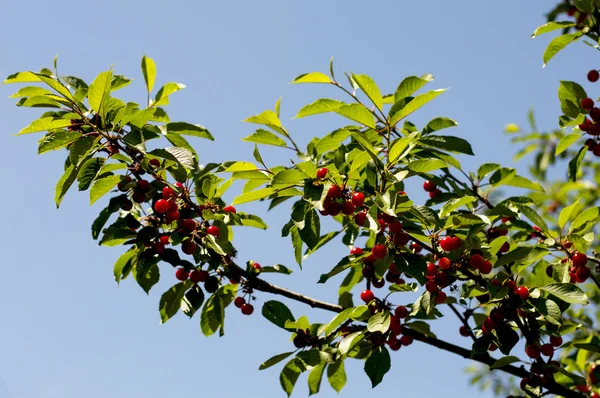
530,297,562,325
540,283,589,305
141,55,157,94
34,74,75,102
153,82,185,107
113,249,136,283
559,199,581,229
532,21,576,38
571,207,599,231
505,175,544,192
364,346,391,388
477,163,501,179
394,74,433,102
352,73,383,110
294,98,344,119
440,196,477,217
88,70,113,121
259,352,295,370
389,133,417,163
490,356,521,369
232,187,274,205
77,157,106,191
367,311,390,334
568,146,587,181
291,72,332,84
390,89,446,126
159,282,188,323
419,135,474,155
164,122,214,141
334,103,376,128
280,358,302,397
262,300,295,329
242,129,287,147
89,174,122,205
324,308,353,335
272,169,307,186
3,71,42,84
407,158,447,173
556,133,581,155
573,0,594,13
17,117,73,135
55,163,79,208
573,343,600,353
308,363,325,396
261,264,293,274
38,131,82,154
423,117,458,134
516,204,548,232
543,33,581,67
181,285,205,318
327,360,346,393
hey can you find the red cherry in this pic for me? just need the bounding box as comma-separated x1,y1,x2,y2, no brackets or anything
429,189,442,199
479,261,492,275
118,176,132,192
505,280,517,291
491,278,501,287
154,199,169,214
423,180,437,192
582,97,595,111
388,220,403,234
488,343,498,352
499,242,510,253
175,181,185,190
241,303,254,315
351,192,365,207
175,268,189,281
223,205,237,213
520,378,529,391
550,335,563,347
459,326,471,337
137,179,150,192
451,236,462,250
436,257,450,270
341,201,355,215
395,305,408,318
149,158,161,168
372,244,387,259
372,278,385,289
592,124,600,136
484,317,497,331
576,266,590,282
316,167,328,179
377,219,386,231
591,107,600,122
576,385,590,393
469,254,485,269
207,225,220,238
400,335,413,346
593,144,600,157
525,344,541,358
533,225,542,232
360,290,375,303
162,187,175,199
516,286,530,300
181,219,197,233
435,291,447,304
440,236,456,252
354,212,367,226
434,272,449,287
328,185,342,199
327,202,341,216
572,252,588,267
397,191,406,196
393,232,410,246
540,343,554,357
581,120,593,131
181,240,197,255
350,247,364,256
234,297,246,308
589,70,600,82
425,280,438,293
165,210,180,223
426,262,438,276
591,393,600,398
159,235,170,245
167,200,178,213
132,191,147,203
410,242,422,253
189,270,204,283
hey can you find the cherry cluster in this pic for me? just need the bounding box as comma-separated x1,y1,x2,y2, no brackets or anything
316,168,366,217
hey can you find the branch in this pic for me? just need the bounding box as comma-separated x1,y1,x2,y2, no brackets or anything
229,262,584,398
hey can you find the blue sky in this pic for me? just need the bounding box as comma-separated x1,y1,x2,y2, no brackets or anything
0,1,590,397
